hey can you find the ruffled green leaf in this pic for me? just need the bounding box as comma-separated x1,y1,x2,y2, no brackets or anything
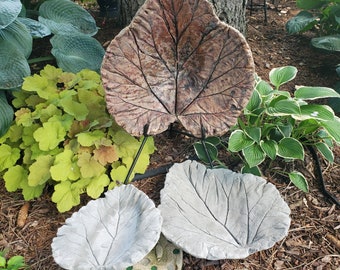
52,181,81,212
86,174,110,199
3,165,27,192
0,0,22,29
277,137,304,160
0,144,20,171
77,152,106,178
77,130,105,147
20,179,45,200
50,150,81,181
28,155,54,186
269,66,298,89
59,92,89,121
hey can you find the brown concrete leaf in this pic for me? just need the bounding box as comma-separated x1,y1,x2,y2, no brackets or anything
101,0,255,137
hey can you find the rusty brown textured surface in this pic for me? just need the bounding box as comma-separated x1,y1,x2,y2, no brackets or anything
101,0,255,137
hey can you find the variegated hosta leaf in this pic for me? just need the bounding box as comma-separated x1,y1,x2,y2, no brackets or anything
51,185,162,270
158,160,291,260
102,0,255,137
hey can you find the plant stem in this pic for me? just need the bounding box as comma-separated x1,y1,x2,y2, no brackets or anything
28,55,55,64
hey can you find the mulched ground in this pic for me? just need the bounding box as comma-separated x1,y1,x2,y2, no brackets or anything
1,0,339,269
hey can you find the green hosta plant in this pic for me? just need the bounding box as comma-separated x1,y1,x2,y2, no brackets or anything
195,66,340,192
0,65,155,212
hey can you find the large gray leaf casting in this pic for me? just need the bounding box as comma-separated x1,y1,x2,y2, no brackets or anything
158,160,291,260
51,185,162,269
101,0,255,137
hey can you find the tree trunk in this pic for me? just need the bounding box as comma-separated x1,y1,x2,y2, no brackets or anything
120,0,248,35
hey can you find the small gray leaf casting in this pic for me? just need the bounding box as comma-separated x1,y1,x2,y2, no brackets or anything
158,160,291,260
51,184,162,270
101,0,255,137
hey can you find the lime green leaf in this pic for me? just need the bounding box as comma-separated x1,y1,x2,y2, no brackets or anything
77,152,106,178
33,117,66,151
140,136,156,155
260,140,277,160
110,164,129,183
295,86,340,100
39,65,63,82
0,144,20,171
15,108,34,127
7,255,26,269
277,138,304,160
289,171,308,192
269,66,297,89
52,181,81,212
50,149,81,181
77,130,105,147
112,129,140,157
315,142,334,163
0,256,5,267
3,165,27,192
20,179,44,200
244,127,261,143
194,141,218,164
22,74,58,100
59,93,89,121
228,130,254,152
242,143,266,168
321,118,340,143
86,174,110,198
28,155,54,186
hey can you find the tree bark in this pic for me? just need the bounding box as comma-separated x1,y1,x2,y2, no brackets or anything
120,0,248,36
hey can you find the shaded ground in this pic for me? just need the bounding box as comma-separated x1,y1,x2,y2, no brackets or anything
1,1,339,269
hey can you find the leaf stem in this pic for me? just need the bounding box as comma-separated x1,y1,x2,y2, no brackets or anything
28,55,55,64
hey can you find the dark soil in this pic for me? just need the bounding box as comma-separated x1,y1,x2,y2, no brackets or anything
1,1,339,269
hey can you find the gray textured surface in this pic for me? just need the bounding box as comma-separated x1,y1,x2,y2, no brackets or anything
159,160,291,260
52,184,162,270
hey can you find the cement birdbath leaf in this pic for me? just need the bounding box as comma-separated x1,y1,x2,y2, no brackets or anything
101,0,255,137
51,184,162,269
158,160,291,260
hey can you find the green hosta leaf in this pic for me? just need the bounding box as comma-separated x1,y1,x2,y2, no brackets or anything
51,34,105,73
3,165,27,192
0,144,20,171
242,143,266,168
52,181,81,212
256,80,273,96
269,66,298,89
296,0,326,9
266,99,301,116
77,130,105,147
278,124,293,138
77,152,106,178
38,0,98,36
315,142,334,163
295,86,340,100
17,17,51,38
228,130,254,152
288,171,308,192
277,138,304,160
295,104,335,121
0,39,31,89
246,90,262,111
286,11,318,34
0,92,14,137
28,155,54,186
50,150,81,181
244,127,261,143
0,0,22,29
311,35,340,52
33,117,66,151
260,140,277,160
295,119,319,135
321,118,340,143
86,174,110,199
241,164,262,176
194,141,218,164
1,19,32,58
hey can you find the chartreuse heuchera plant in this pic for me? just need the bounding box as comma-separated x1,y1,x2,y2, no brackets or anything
0,65,155,212
0,249,27,270
196,66,340,192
